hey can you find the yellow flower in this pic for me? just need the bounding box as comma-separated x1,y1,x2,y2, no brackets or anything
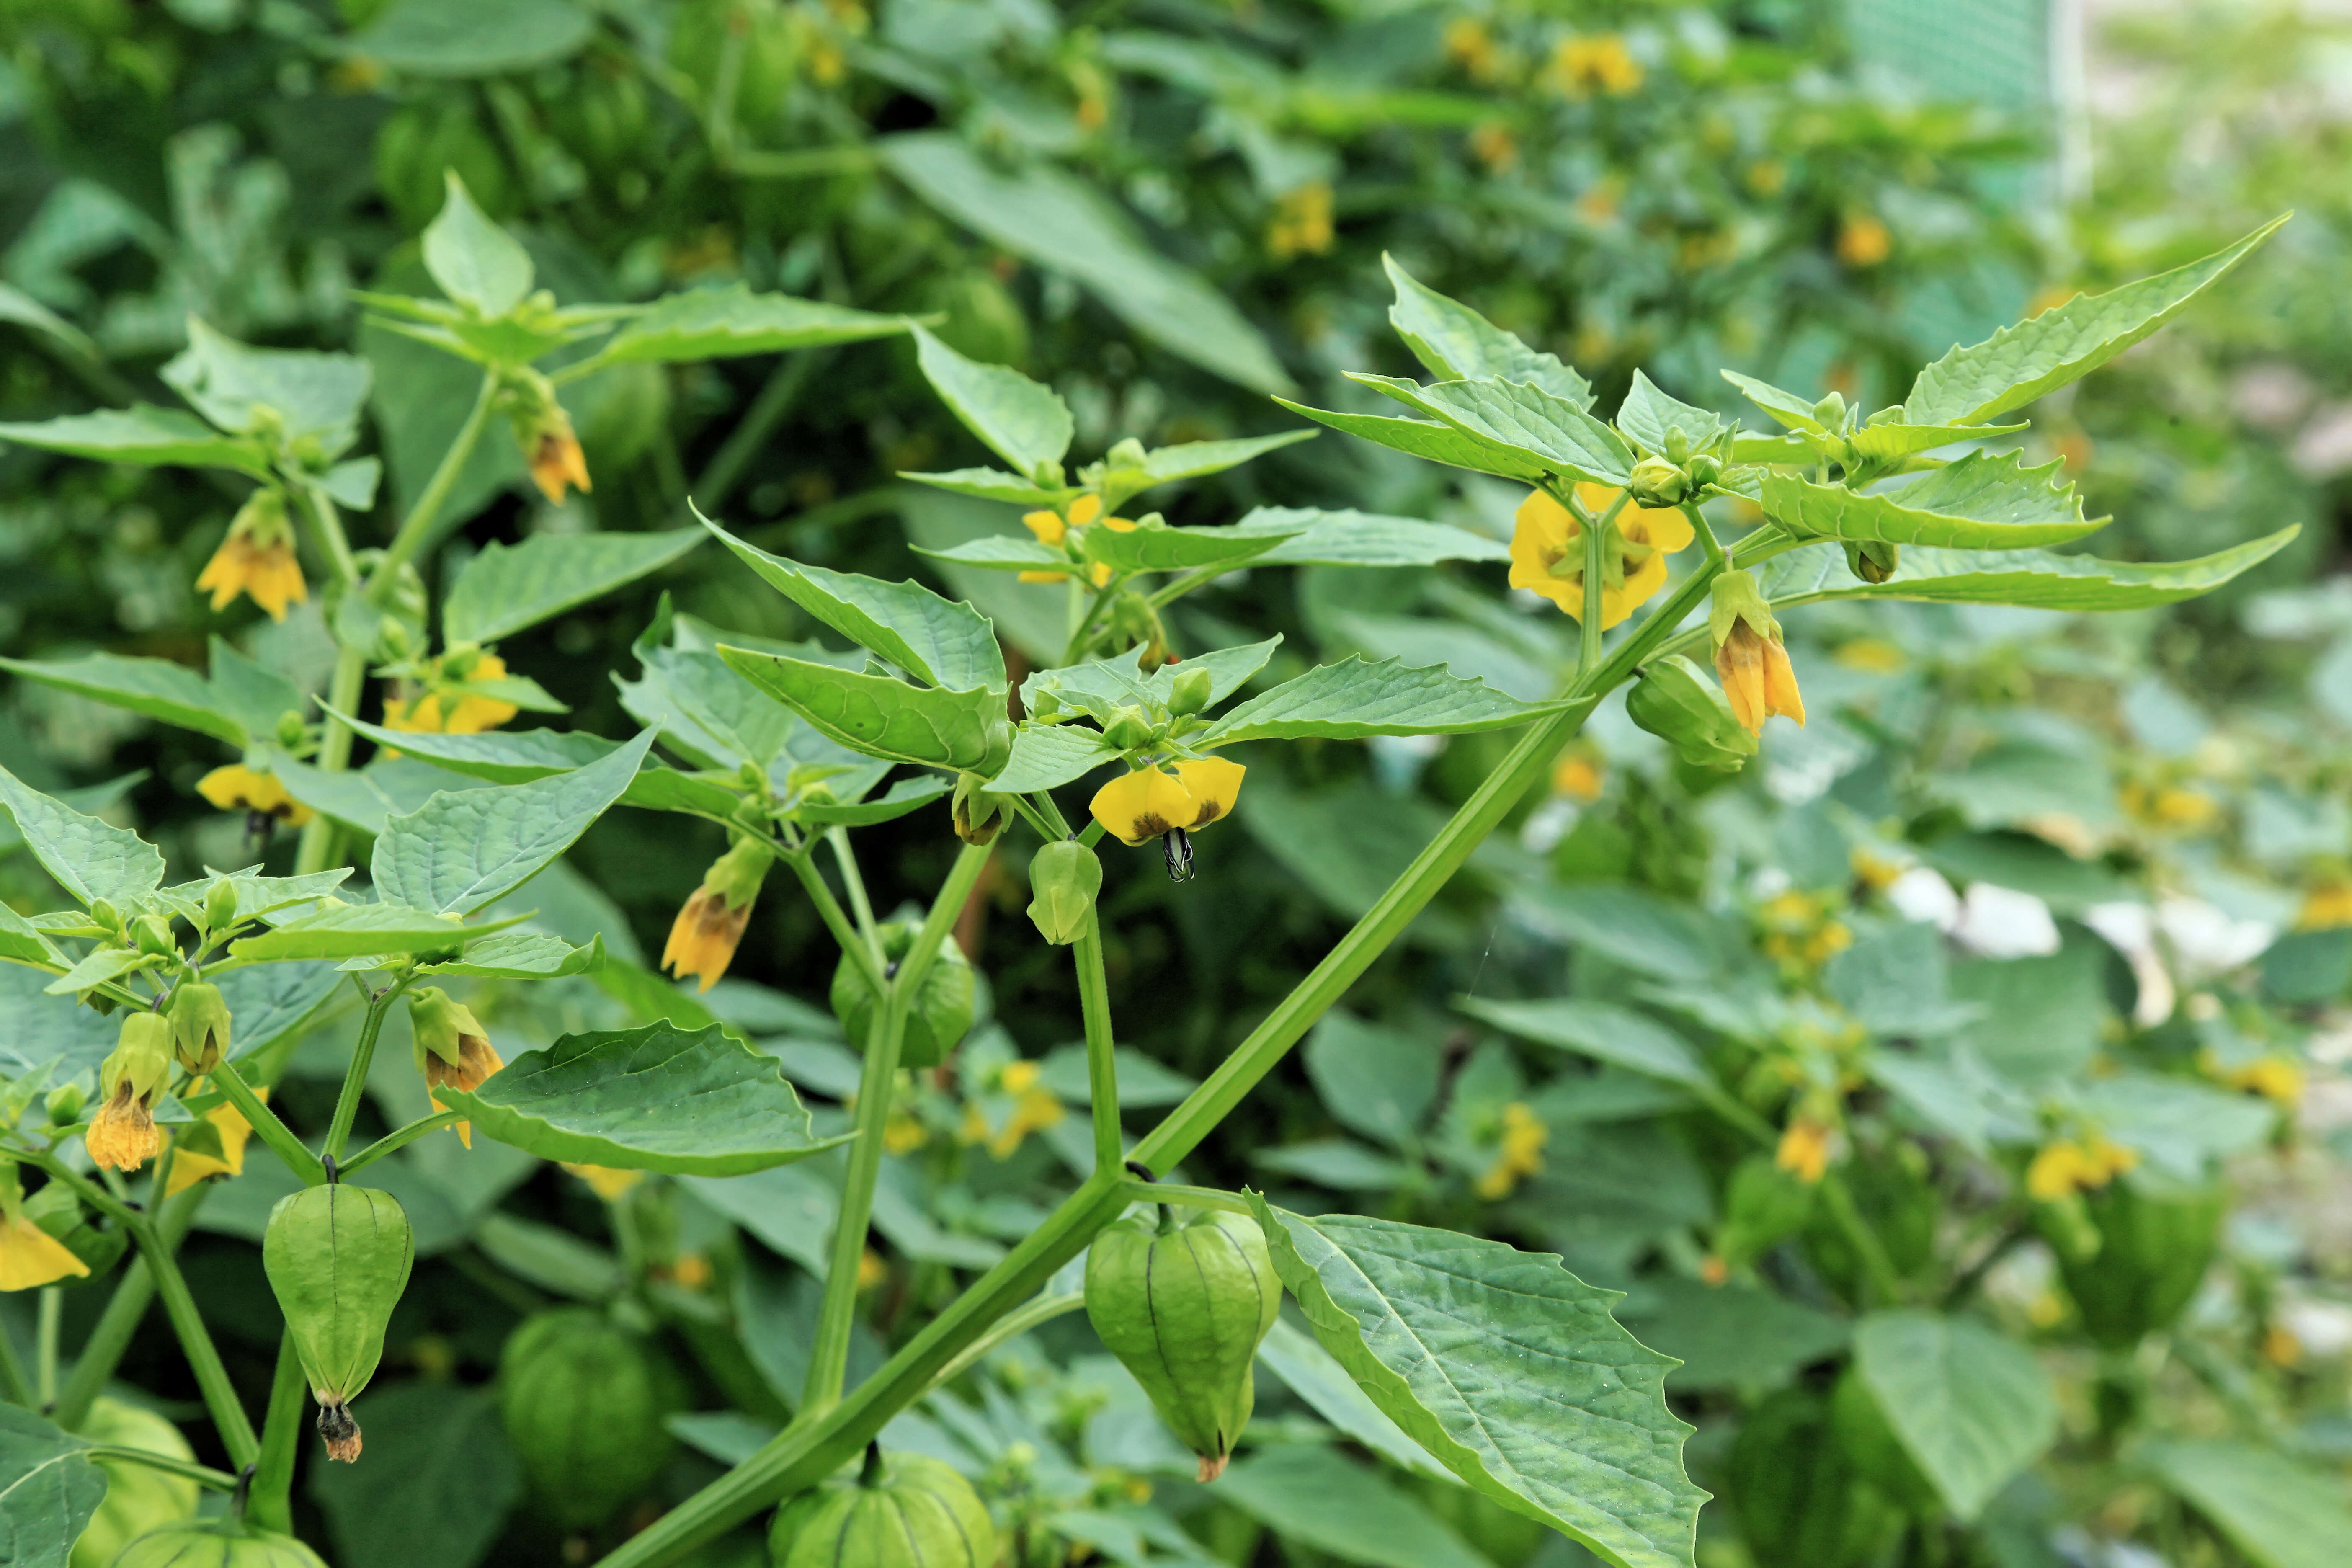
1468,123,1518,173
1552,754,1604,802
2300,879,2352,930
1090,756,1246,848
197,763,315,827
1268,181,1335,260
1549,33,1643,96
1171,757,1244,826
2121,781,2218,833
884,1112,928,1155
196,488,306,622
165,1086,262,1197
1017,496,1127,584
1475,1102,1547,1199
562,1163,645,1200
2025,1135,2136,1202
1850,847,1907,893
1022,509,1067,547
410,988,503,1149
0,1217,88,1291
1507,485,1693,627
663,838,774,993
1837,214,1893,268
1834,638,1906,673
89,1014,173,1173
1444,17,1498,80
383,653,520,737
527,426,592,505
2209,1052,2305,1106
856,1248,889,1292
1714,621,1805,734
1775,1117,1834,1184
2262,1324,2303,1367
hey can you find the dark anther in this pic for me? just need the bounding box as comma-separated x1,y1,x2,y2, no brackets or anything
884,960,901,980
1124,1159,1156,1181
1161,827,1195,883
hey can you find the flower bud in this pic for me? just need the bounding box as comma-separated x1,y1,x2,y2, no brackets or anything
89,1014,173,1172
1842,540,1899,584
950,772,1009,846
407,988,503,1146
1166,666,1214,718
1663,426,1694,465
1626,655,1758,773
1811,391,1849,431
165,981,233,1074
45,1083,85,1126
132,914,176,960
1627,455,1689,506
1104,705,1157,752
204,876,240,933
1026,841,1102,946
1028,686,1064,720
263,1184,414,1462
274,710,309,751
89,899,121,935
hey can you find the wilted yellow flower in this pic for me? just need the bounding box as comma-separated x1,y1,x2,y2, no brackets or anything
884,1111,928,1155
198,763,314,827
165,1087,262,1196
1775,1117,1834,1184
1715,622,1805,735
410,988,503,1148
2025,1135,2136,1202
2262,1323,2303,1367
1508,484,1693,626
562,1163,645,1200
0,1217,88,1291
89,1014,173,1173
663,838,775,993
1268,181,1335,260
196,488,307,622
1850,847,1907,893
1758,890,1851,970
1475,1102,1547,1200
1018,494,1130,584
1549,33,1643,96
383,652,520,737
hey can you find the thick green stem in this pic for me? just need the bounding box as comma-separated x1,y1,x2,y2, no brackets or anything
36,1288,59,1409
0,1313,30,1407
376,369,499,587
210,1060,324,1185
244,1331,307,1533
324,981,408,1163
138,1217,259,1467
338,1111,462,1179
54,1186,208,1429
826,829,880,948
84,1446,240,1491
294,479,361,590
783,851,882,990
1073,916,1121,1173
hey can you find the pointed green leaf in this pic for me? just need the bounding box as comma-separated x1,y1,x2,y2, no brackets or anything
717,649,1009,772
419,930,602,979
1127,429,1319,491
1719,370,1826,432
1758,527,2296,614
911,325,1073,477
0,406,270,476
371,731,658,915
0,766,165,908
0,902,67,969
1455,998,1710,1088
796,775,951,827
228,903,530,962
204,639,307,741
1234,507,1511,567
339,0,594,75
216,959,346,1060
698,511,1006,692
1906,215,2287,426
323,456,382,510
1384,256,1594,407
422,171,534,318
156,868,351,929
1255,1317,1454,1481
0,283,98,363
1274,397,1553,483
444,528,705,646
2139,1439,2352,1568
0,1406,108,1568
1615,371,1728,458
1845,419,2028,462
984,724,1123,793
1850,1310,2057,1521
593,284,910,364
1021,638,1281,728
1761,451,2102,550
273,756,497,837
912,537,1071,574
1247,1198,1705,1568
431,1021,847,1174
0,652,245,744
1081,518,1296,574
1359,375,1636,486
1198,657,1563,745
162,318,371,451
43,945,149,996
330,711,742,818
1217,1447,1495,1568
898,467,1073,507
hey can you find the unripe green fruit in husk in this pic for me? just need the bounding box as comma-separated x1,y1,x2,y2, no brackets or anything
111,1520,328,1568
1627,655,1757,773
1084,1209,1279,1480
1026,841,1101,946
829,922,975,1070
1803,1144,1936,1302
261,1184,414,1462
2044,1176,2226,1348
69,1399,198,1568
1828,1367,1940,1516
769,1448,996,1568
1729,1387,1906,1568
501,1308,682,1529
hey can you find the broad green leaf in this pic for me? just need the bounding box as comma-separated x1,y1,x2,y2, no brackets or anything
0,652,244,744
309,1382,521,1568
1274,398,1552,483
1719,370,1825,432
616,617,889,802
1081,518,1297,574
1254,1140,1410,1190
1384,256,1593,407
1456,998,1710,1088
1358,375,1635,486
274,756,495,837
897,467,1073,507
323,456,381,510
698,513,1006,692
913,537,1071,574
1846,418,2027,462
1305,1011,1439,1149
419,930,601,980
443,528,704,646
594,284,910,365
330,714,618,781
1615,371,1728,458
340,0,594,76
911,326,1073,477
0,903,67,968
1615,1277,1849,1393
205,639,307,740
0,406,269,476
0,283,98,363
215,960,346,1061
422,172,534,317
1023,637,1282,726
1235,507,1510,567
0,1406,108,1568
1757,528,2298,614
0,766,165,908
985,724,1123,793
1255,1318,1454,1481
161,318,371,451
1905,215,2288,426
372,731,657,914
881,134,1292,395
1218,1446,1491,1568
796,775,951,828
433,1021,845,1174
1249,1199,1705,1568
718,649,1010,772
1760,452,2102,550
1849,1310,2057,1521
1124,430,1318,492
1199,656,1563,745
227,903,529,961
1513,884,1725,982
2138,1439,2352,1568
43,945,148,996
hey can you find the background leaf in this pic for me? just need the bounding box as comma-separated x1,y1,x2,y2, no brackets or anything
1200,657,1565,745
2138,1439,2352,1568
442,529,705,647
0,765,165,907
594,284,910,364
1849,1309,2058,1521
0,1406,107,1568
910,326,1074,476
310,1383,522,1568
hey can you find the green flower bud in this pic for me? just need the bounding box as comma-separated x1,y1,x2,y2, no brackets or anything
1104,436,1148,470
1029,457,1066,490
500,1308,683,1530
262,1184,415,1462
1103,705,1157,752
829,923,976,1070
1706,568,1779,648
101,1015,173,1106
1026,841,1102,946
204,876,240,933
1027,685,1064,720
132,914,176,960
165,982,233,1074
1663,426,1694,464
1627,455,1689,507
1166,665,1214,718
273,710,308,751
950,772,1009,847
1841,540,1900,585
111,1519,328,1568
407,987,488,1072
89,900,121,935
1810,391,1849,431
1626,655,1758,773
1084,1208,1279,1480
44,1082,85,1127
770,1447,998,1568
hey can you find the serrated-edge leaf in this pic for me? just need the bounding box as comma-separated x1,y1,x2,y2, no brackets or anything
422,171,533,317
1199,657,1563,745
1758,528,2297,614
911,325,1073,475
1247,1197,1704,1568
985,724,1123,792
794,774,950,828
0,652,247,744
43,945,147,996
718,649,1008,772
1760,451,2102,550
1719,370,1825,432
1273,398,1553,483
161,318,372,447
1384,256,1594,408
0,766,165,908
444,528,706,646
419,930,602,979
1361,376,1635,486
1132,429,1318,487
1615,371,1727,458
0,902,67,969
596,284,911,364
326,710,621,782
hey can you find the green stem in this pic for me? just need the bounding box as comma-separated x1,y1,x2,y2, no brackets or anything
1072,915,1121,1173
293,643,367,875
1577,505,1604,674
1119,1181,1249,1217
0,1313,30,1407
1144,564,1229,610
244,1331,307,1532
54,1186,208,1430
375,369,499,588
210,1061,324,1185
919,1291,1085,1398
783,851,882,990
294,478,361,589
84,1446,241,1492
323,981,408,1163
694,351,830,511
36,1288,59,1410
138,1216,259,1466
1818,1172,1905,1308
338,1111,463,1179
826,829,880,946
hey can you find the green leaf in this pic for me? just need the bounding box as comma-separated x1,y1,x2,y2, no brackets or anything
43,945,148,996
1272,399,1553,483
1719,370,1825,432
0,406,269,476
371,731,657,914
340,0,594,77
0,765,165,908
1255,1317,1454,1481
912,325,1072,477
323,456,382,509
1456,998,1710,1088
1123,430,1319,494
1615,371,1728,458
881,134,1292,395
330,714,619,781
273,756,496,837
796,775,951,828
1905,215,2288,426
0,1406,108,1568
0,283,98,364
986,724,1123,793
1248,1199,1705,1568
897,467,1072,507
1760,451,2103,550
309,1382,521,1568
1358,375,1636,486
1024,637,1282,726
422,171,534,317
1234,507,1510,567
1513,885,1725,983
216,960,346,1061
1081,518,1297,574
698,511,1006,692
443,529,705,646
419,931,601,980
1616,1277,1849,1394
227,903,529,962
1198,656,1564,745
1849,1309,2058,1521
0,902,66,968
593,284,910,365
1757,527,2298,613
720,650,1008,772
1217,1446,1492,1568
1305,1011,1439,1149
433,1021,845,1174
1846,418,2027,462
204,639,307,740
2138,1439,2352,1568
0,652,244,744
161,318,371,451
912,537,1071,574
1384,256,1593,407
